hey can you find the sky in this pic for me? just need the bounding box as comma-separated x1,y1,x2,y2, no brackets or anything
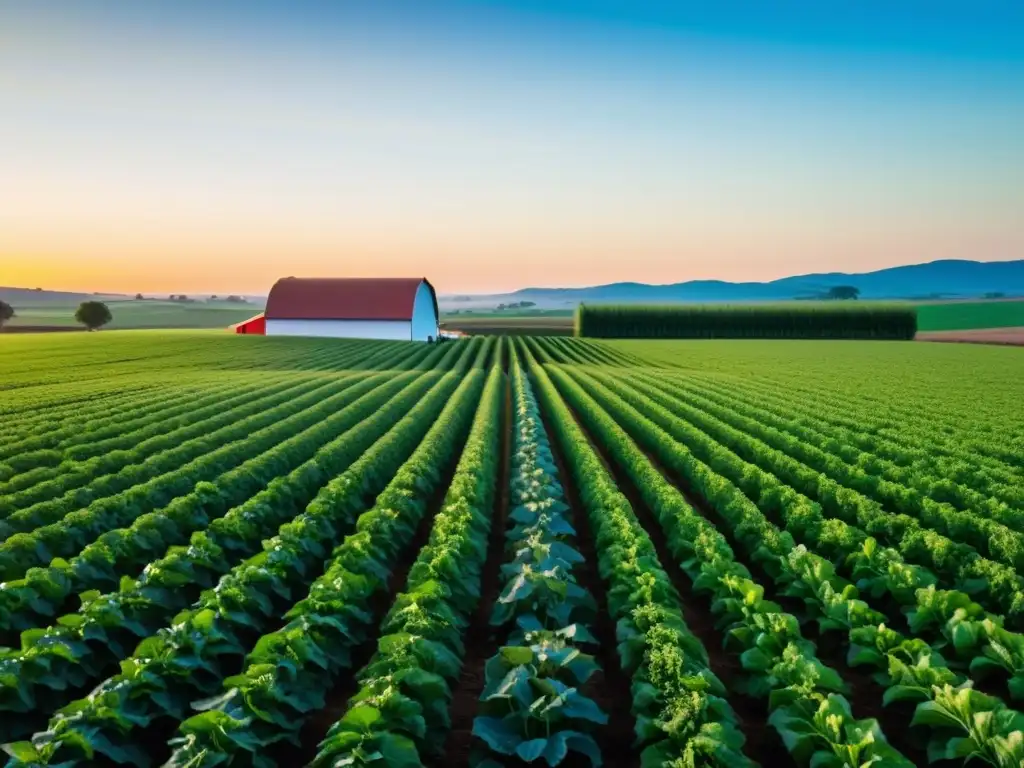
1,1,1022,295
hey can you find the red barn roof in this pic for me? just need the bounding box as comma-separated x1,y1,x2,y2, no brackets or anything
264,277,437,321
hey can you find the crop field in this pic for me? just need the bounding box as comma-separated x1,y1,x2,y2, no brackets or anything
2,300,258,331
916,299,1024,332
1,331,1023,767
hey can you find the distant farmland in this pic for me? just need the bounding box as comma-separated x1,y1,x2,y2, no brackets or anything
442,298,1024,337
2,298,259,330
915,298,1024,331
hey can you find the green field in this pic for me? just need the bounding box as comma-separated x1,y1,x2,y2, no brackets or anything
1,331,1023,767
3,299,260,329
916,299,1024,331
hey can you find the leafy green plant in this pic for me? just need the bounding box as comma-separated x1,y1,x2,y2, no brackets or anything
310,363,505,768
770,694,914,768
473,645,605,767
164,371,487,766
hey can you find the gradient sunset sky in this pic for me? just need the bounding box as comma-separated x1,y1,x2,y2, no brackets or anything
2,1,1022,295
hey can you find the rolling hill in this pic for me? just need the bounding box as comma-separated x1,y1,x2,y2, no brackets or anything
441,259,1024,309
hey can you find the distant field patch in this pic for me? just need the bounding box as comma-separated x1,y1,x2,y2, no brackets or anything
576,303,917,339
440,314,574,335
4,299,259,330
915,299,1024,331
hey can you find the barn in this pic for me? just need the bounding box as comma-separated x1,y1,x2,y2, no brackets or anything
263,277,439,342
231,313,266,335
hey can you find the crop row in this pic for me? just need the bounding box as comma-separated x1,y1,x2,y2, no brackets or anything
0,376,325,515
0,371,432,641
533,350,912,767
657,371,1024,517
466,349,608,766
585,368,1024,623
518,341,758,766
309,362,506,767
0,383,183,466
162,367,487,766
701,361,1023,475
550,362,1024,766
0,376,364,580
625,371,1024,575
1,366,476,765
599,372,1024,704
0,379,263,483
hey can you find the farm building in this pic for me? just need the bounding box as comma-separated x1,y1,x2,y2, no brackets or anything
231,313,266,335
261,277,439,342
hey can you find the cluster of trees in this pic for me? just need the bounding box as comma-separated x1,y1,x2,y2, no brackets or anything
824,286,859,300
495,300,537,311
133,293,248,304
0,300,112,331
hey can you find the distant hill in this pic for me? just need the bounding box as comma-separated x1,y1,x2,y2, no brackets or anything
439,259,1024,309
0,287,127,304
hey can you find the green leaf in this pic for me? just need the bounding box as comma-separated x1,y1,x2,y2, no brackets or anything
517,738,548,762
500,646,534,667
808,751,841,768
2,742,41,762
882,685,928,707
910,701,963,729
562,694,608,725
473,716,521,756
342,705,382,733
558,731,602,767
377,732,424,768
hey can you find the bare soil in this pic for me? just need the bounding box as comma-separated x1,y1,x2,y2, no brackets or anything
917,326,1024,345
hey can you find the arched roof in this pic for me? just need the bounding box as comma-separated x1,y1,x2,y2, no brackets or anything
265,277,438,321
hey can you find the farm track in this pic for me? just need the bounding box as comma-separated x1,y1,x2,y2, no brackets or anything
1,332,1023,768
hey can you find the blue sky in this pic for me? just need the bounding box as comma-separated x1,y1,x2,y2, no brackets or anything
1,1,1021,293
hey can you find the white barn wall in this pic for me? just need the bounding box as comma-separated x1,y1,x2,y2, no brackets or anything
266,319,412,340
410,281,439,342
